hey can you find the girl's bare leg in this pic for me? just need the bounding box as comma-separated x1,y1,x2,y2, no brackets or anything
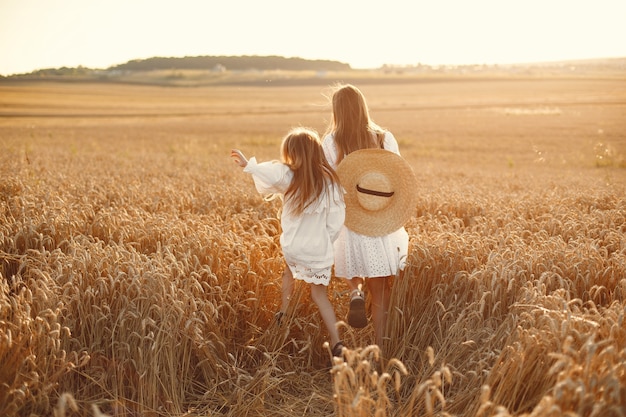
367,276,392,348
309,283,341,347
346,277,364,293
281,265,294,314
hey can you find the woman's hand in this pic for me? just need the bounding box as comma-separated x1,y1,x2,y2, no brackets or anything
230,149,248,168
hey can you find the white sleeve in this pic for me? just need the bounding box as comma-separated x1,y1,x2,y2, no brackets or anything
383,132,400,155
243,158,292,195
325,184,346,243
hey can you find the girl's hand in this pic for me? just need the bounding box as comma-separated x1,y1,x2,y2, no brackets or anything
230,149,248,168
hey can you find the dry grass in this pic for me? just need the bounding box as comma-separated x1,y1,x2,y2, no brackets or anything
1,75,625,416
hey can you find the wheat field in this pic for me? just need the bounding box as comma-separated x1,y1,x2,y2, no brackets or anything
1,73,625,417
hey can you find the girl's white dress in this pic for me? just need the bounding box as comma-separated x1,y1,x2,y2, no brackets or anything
322,132,409,279
244,158,345,286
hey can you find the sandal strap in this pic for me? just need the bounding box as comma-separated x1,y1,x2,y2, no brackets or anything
275,311,284,326
350,289,364,299
332,341,345,356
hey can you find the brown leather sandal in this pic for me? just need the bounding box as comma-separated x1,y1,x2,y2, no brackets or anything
274,311,284,326
347,289,367,328
332,341,345,358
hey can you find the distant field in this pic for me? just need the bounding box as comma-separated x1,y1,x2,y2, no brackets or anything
1,75,625,416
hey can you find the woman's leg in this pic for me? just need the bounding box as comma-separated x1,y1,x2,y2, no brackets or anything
346,277,364,293
367,276,392,348
309,283,341,348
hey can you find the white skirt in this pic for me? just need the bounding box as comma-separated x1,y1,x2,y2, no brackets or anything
333,226,409,279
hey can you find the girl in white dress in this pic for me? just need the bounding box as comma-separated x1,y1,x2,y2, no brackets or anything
231,127,346,357
322,84,409,349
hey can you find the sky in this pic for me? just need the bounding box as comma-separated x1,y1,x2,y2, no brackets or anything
1,0,626,76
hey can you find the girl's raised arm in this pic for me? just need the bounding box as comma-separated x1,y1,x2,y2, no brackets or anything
230,149,248,168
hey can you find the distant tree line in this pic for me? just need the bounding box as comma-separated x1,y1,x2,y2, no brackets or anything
16,66,94,78
111,55,351,72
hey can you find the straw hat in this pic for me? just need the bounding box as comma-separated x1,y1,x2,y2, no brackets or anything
336,149,418,237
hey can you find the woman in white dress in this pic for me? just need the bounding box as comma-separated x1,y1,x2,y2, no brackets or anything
231,127,346,357
322,84,409,349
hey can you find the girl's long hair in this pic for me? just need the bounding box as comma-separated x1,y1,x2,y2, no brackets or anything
325,84,386,163
281,127,340,216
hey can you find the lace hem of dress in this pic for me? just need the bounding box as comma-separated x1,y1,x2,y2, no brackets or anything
287,264,332,286
299,271,332,286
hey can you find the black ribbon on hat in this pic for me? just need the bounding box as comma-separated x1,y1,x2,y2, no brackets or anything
356,184,394,198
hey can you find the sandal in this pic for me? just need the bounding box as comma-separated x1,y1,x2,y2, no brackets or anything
274,311,284,326
331,341,345,358
347,289,367,328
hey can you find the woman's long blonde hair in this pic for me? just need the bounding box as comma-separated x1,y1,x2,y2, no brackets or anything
281,127,340,216
325,84,386,163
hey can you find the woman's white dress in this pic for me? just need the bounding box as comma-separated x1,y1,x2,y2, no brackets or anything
244,158,345,286
322,132,409,279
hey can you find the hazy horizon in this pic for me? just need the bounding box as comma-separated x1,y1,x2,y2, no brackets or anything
6,53,626,76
